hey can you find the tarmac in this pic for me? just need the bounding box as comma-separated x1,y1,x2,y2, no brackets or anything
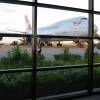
0,45,100,60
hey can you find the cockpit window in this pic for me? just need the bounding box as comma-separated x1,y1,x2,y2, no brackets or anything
81,17,87,20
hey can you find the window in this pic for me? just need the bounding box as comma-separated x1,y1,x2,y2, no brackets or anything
0,0,100,100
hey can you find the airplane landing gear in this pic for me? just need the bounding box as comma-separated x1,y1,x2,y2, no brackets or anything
77,42,88,48
57,41,62,46
47,43,52,46
76,42,82,48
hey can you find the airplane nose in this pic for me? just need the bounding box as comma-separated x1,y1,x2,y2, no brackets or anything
94,24,98,33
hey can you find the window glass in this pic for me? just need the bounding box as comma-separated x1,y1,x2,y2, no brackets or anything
0,3,33,69
0,3,32,35
94,0,100,11
94,15,100,63
37,7,88,37
0,72,31,99
37,38,88,66
37,68,88,97
94,15,100,38
0,37,32,69
93,67,100,89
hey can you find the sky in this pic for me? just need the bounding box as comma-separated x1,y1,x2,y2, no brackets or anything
0,1,100,30
0,1,100,43
0,3,32,31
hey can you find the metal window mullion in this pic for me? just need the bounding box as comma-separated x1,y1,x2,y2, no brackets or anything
0,33,32,37
38,35,93,39
37,3,89,13
32,0,37,100
94,11,100,15
0,0,35,6
0,68,32,74
37,64,88,71
88,0,94,94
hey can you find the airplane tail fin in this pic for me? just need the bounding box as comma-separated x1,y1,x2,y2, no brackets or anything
19,15,32,44
24,15,32,33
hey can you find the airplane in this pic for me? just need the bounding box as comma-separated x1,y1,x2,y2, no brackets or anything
0,15,99,47
24,15,99,47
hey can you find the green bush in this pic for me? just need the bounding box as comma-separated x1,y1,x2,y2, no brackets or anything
0,46,32,68
54,48,81,62
36,68,88,97
7,46,31,62
0,67,100,98
0,72,31,99
37,54,45,61
37,71,65,96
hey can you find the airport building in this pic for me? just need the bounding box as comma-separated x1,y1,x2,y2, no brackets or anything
0,0,100,100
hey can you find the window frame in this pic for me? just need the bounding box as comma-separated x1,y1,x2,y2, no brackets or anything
0,0,100,100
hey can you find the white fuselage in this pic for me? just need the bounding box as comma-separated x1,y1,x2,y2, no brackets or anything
37,16,98,37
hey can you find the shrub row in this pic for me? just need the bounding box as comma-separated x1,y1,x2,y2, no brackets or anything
0,67,99,99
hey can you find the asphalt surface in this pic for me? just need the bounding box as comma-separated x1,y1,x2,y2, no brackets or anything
0,45,100,60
